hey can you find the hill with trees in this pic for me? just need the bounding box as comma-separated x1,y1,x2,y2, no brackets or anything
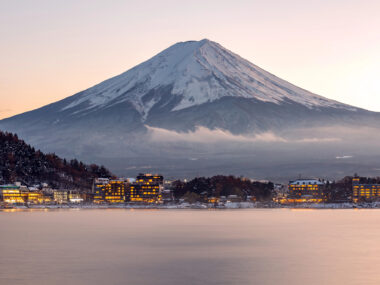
0,131,113,190
172,175,273,201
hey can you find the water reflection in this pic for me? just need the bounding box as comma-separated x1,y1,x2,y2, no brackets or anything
0,209,380,285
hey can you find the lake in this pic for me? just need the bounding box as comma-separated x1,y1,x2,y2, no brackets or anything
0,209,380,285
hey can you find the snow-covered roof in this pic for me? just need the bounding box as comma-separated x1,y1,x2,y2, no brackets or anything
289,179,324,185
28,187,39,191
95,178,110,183
0,184,20,189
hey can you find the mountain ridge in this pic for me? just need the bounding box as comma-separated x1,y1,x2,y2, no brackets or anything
35,39,358,123
0,39,379,179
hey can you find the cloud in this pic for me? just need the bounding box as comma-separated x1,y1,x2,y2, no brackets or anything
336,155,353,159
145,125,339,144
146,125,286,143
297,137,341,143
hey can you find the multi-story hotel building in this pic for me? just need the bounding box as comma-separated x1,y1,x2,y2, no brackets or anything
92,174,164,204
135,174,163,184
27,190,50,204
0,185,27,204
285,179,326,203
93,178,109,203
94,178,126,203
352,177,380,203
129,174,163,203
0,184,52,204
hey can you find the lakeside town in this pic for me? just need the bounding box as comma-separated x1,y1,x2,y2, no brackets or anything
1,173,380,209
2,131,380,210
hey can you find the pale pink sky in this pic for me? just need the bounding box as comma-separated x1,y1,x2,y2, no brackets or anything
0,0,379,119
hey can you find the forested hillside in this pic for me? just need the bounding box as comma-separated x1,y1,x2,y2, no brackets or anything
172,175,274,201
0,131,113,190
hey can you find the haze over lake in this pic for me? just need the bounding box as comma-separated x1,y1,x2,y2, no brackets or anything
1,209,380,285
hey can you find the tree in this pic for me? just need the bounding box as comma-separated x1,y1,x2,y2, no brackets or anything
182,192,201,204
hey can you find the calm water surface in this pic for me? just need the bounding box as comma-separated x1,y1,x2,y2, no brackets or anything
0,209,380,285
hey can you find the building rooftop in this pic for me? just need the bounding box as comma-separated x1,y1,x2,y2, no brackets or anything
289,179,324,185
0,184,20,189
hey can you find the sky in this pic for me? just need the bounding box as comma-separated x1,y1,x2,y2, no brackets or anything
0,0,379,119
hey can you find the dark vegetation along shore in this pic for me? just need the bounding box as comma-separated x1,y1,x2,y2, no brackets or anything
0,131,113,190
171,176,273,202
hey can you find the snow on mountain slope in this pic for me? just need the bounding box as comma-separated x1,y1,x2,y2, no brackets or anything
60,39,356,120
1,39,379,179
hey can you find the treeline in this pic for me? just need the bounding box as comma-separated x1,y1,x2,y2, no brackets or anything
0,131,113,190
322,177,351,202
171,175,273,202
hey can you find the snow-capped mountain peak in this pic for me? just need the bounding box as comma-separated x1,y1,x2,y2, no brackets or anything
2,39,377,179
61,39,355,119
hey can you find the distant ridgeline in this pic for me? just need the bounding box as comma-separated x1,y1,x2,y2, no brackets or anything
0,131,113,190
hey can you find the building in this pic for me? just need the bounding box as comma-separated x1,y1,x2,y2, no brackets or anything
129,174,163,203
104,180,125,203
272,184,287,203
129,183,161,203
92,174,164,204
27,190,46,204
161,189,174,204
200,191,208,203
135,174,163,185
53,191,69,204
207,197,220,204
51,190,84,204
68,191,85,203
93,178,110,193
246,195,257,202
227,195,242,203
0,185,27,204
352,177,380,203
94,179,126,203
0,184,53,204
93,178,110,203
285,179,326,203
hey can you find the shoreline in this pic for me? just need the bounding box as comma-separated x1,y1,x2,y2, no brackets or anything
2,202,380,210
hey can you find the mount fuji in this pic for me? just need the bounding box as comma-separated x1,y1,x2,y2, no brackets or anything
1,39,379,180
